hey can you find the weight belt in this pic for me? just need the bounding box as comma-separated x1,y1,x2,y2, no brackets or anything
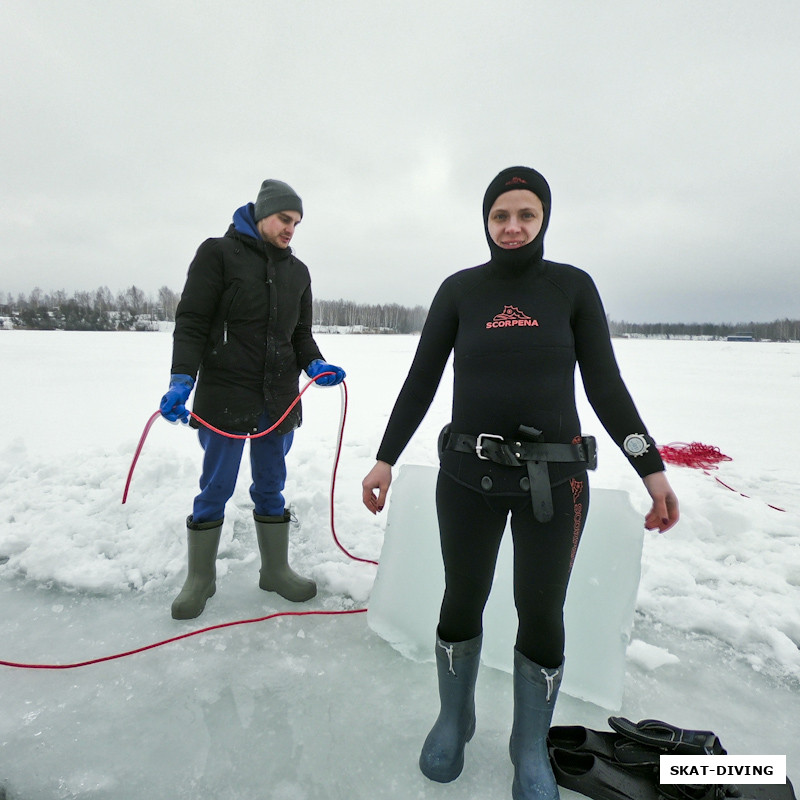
442,430,596,523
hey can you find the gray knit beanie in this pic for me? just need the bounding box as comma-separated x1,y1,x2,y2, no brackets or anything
253,179,303,221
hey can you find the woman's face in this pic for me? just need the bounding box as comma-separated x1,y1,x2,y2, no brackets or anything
487,189,544,249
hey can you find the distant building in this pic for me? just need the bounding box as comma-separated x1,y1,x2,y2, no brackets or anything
726,333,755,342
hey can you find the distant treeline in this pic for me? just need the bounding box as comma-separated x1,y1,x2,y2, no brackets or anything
2,288,797,340
0,286,180,331
0,287,429,333
608,319,800,342
313,298,428,333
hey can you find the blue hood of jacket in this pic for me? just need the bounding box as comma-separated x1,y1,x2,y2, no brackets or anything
232,203,261,240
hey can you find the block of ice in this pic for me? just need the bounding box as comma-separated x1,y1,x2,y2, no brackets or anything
367,464,644,710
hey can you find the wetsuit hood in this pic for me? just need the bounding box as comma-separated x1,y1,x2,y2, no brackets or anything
483,166,552,269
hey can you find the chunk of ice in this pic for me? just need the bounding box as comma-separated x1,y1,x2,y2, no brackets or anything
367,464,644,709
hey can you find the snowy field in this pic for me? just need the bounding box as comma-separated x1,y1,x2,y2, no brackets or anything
0,330,798,799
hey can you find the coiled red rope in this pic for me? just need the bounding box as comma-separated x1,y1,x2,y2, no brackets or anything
658,441,732,471
658,441,786,512
1,375,377,671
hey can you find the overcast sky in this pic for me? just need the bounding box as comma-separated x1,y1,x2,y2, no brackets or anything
2,1,798,323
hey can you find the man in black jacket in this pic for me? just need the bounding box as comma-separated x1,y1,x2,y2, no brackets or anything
160,179,345,620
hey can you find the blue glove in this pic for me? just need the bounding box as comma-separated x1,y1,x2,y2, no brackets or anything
159,374,194,422
306,359,346,386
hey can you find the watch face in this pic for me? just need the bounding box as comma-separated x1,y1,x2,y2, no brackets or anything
623,433,649,457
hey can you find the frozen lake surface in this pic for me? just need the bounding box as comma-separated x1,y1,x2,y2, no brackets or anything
1,331,798,798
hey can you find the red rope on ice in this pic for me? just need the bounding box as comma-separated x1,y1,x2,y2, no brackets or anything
0,609,367,670
0,375,378,671
658,441,786,512
658,441,732,471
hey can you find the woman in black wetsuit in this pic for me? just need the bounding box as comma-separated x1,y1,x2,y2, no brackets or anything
361,166,679,800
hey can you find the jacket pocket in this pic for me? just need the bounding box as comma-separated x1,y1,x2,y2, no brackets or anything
203,287,241,363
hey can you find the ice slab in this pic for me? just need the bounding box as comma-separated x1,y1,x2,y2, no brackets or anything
367,464,644,710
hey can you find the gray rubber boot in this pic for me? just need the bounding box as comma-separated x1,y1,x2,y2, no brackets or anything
509,650,563,800
171,516,223,620
254,511,317,602
419,632,482,783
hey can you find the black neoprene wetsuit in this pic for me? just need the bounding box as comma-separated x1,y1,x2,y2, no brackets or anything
375,257,664,667
376,256,664,484
374,165,665,667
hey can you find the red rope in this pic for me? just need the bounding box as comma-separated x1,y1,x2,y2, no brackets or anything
0,375,377,671
121,410,162,504
658,441,732,471
122,372,379,564
123,375,376,565
659,441,786,512
0,609,366,670
327,381,379,566
710,476,786,512
122,373,332,503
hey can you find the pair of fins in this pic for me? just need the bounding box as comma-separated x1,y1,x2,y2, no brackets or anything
547,716,796,800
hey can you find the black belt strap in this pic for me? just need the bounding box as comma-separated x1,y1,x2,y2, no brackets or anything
526,460,553,523
443,431,594,524
445,432,590,467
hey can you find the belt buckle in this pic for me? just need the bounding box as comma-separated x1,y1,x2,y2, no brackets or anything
476,433,503,460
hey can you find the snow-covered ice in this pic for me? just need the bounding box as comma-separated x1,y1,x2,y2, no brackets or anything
0,330,798,799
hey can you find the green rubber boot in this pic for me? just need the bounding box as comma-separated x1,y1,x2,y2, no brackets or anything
171,516,222,620
254,511,317,602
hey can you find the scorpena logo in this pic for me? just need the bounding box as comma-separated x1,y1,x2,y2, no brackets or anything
486,305,539,329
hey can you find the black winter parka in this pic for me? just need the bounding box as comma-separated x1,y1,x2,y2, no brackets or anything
171,224,324,434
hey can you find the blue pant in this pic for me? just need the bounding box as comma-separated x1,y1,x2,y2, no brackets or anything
192,407,294,523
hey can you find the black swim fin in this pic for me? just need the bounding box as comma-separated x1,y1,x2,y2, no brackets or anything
548,725,621,760
608,717,727,756
548,724,663,767
552,720,794,800
549,747,662,800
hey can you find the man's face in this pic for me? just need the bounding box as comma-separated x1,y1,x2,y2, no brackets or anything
257,210,302,248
